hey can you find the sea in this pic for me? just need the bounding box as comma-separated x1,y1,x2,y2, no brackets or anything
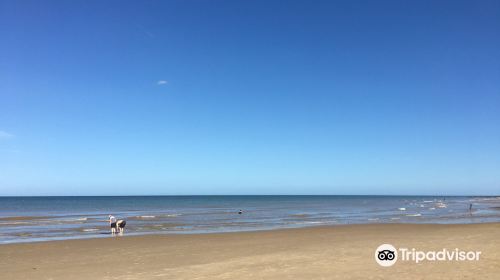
1,195,500,244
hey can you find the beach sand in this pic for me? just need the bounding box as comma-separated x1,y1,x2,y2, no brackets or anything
1,223,499,279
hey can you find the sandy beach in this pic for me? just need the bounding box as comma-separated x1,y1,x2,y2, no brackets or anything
1,223,499,279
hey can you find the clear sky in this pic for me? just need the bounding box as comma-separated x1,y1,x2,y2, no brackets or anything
1,0,499,196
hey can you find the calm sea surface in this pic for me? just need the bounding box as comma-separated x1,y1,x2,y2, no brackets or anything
1,195,499,244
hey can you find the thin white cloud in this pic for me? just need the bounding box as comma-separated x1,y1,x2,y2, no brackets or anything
0,131,14,140
157,80,168,85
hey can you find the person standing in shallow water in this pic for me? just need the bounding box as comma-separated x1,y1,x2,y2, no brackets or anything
108,215,117,234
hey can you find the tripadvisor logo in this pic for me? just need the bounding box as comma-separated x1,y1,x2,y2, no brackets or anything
375,244,481,267
375,244,397,267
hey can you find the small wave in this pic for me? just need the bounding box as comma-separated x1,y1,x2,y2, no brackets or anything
0,221,31,226
14,232,32,237
138,215,155,219
471,197,500,202
82,228,99,232
136,223,184,231
390,217,400,220
290,213,310,218
398,208,406,211
406,214,422,217
160,214,179,218
291,221,324,225
54,217,90,223
0,216,50,221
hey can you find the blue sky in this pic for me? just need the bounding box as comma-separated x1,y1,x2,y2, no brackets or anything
1,0,499,195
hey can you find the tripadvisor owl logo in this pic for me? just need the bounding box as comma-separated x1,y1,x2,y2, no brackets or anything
375,244,398,267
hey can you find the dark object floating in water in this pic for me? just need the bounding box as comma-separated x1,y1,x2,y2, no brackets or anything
238,210,243,214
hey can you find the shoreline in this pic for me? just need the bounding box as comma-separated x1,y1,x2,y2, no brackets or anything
2,221,500,246
1,223,499,279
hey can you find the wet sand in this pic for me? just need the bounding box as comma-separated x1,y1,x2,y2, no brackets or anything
1,223,499,279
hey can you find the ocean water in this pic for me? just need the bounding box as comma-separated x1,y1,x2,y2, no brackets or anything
1,195,499,244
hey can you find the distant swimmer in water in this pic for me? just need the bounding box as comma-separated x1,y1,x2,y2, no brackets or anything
117,219,126,234
238,210,243,215
469,203,473,213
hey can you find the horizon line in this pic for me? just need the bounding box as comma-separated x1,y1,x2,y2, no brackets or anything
1,194,499,198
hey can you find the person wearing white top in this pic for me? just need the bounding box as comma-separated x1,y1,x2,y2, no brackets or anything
108,215,117,234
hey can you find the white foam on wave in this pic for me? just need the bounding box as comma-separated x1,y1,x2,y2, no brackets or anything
301,221,324,224
0,221,30,225
55,217,88,222
164,214,179,217
398,208,406,211
82,228,99,232
406,214,422,217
